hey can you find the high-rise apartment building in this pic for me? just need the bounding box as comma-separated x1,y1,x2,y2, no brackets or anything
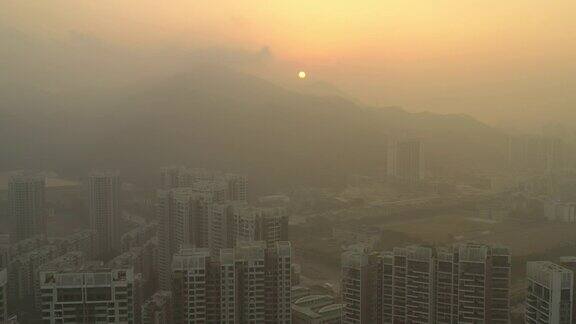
160,167,247,203
157,188,214,290
526,261,573,324
208,203,236,252
39,263,142,324
0,268,7,323
89,171,121,259
157,178,263,290
341,243,511,324
234,206,289,246
225,173,248,203
508,135,565,172
559,256,576,322
435,247,459,323
456,244,511,323
8,173,46,242
345,246,435,324
209,204,290,252
172,247,218,323
386,139,424,182
8,244,59,308
35,251,86,309
0,234,10,269
389,246,435,323
341,247,382,324
171,241,291,324
433,243,511,323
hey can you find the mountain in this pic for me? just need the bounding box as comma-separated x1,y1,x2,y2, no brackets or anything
0,66,507,193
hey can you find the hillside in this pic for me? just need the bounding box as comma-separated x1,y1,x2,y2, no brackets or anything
0,66,507,193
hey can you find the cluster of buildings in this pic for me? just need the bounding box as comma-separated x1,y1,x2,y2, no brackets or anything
338,243,576,324
508,135,565,173
156,167,288,291
0,167,292,323
172,242,292,323
544,200,576,223
340,243,511,323
10,164,576,323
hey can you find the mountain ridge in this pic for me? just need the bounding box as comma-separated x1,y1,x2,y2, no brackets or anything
0,67,507,193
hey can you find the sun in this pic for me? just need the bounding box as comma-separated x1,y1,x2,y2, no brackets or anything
298,71,306,79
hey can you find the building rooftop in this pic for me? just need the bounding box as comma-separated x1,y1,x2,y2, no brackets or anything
88,170,119,178
527,261,573,288
172,247,212,270
0,171,80,191
107,248,144,268
39,252,85,272
294,294,334,307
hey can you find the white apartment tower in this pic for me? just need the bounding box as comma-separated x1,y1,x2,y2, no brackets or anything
89,171,121,259
526,261,573,324
8,173,46,242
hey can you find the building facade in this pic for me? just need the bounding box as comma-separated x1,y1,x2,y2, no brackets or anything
157,188,214,290
159,167,247,203
526,261,573,324
508,135,564,172
39,265,142,324
341,243,511,324
386,139,424,182
8,173,46,242
234,206,289,246
341,247,381,324
172,241,291,323
89,171,121,259
0,268,7,323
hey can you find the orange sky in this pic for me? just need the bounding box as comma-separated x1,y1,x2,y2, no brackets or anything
2,0,576,127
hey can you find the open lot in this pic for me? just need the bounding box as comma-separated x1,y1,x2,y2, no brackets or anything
381,212,576,256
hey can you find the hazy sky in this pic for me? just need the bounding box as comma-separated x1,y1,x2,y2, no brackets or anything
2,0,576,128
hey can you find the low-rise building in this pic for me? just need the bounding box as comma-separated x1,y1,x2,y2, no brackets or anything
292,294,343,324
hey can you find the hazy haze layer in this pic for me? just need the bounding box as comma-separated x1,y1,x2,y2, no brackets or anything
2,0,576,127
